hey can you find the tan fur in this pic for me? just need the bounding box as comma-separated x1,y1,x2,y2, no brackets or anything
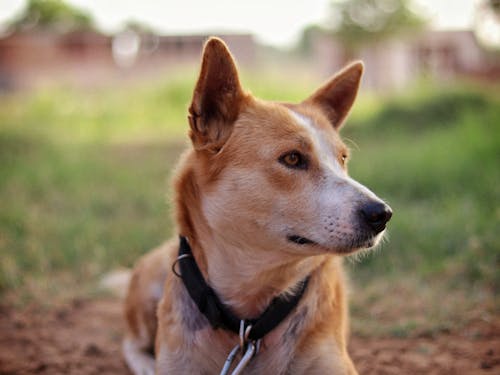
123,37,391,374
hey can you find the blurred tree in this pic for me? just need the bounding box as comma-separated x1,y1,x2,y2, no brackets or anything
297,24,324,55
10,0,93,33
475,0,500,49
486,0,500,16
122,20,155,34
329,0,426,54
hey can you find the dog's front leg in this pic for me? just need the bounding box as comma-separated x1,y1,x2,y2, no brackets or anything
291,342,359,375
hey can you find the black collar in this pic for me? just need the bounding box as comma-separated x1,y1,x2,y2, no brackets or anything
176,236,309,341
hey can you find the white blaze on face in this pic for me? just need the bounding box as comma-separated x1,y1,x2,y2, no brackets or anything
288,109,382,250
289,109,378,200
289,110,346,177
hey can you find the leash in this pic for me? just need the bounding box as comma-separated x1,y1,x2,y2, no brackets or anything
173,236,310,374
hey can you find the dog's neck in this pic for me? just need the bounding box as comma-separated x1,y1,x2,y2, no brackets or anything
174,155,326,319
193,235,324,319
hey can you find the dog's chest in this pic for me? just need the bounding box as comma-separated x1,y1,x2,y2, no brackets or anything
186,326,297,375
165,277,308,372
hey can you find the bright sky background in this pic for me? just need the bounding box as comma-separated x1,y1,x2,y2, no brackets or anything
0,0,481,47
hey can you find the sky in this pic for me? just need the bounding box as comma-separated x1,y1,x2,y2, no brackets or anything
0,0,481,47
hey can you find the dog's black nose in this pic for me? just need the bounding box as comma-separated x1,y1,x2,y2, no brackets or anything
360,202,392,233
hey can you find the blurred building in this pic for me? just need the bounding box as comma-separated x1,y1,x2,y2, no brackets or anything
0,30,255,90
311,30,500,91
0,30,111,90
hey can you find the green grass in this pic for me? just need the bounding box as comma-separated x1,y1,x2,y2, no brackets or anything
0,75,498,334
0,137,184,303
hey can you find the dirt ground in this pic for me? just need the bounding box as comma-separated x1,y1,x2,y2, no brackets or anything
0,297,498,375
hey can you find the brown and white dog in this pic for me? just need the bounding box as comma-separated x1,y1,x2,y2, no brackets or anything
123,37,392,375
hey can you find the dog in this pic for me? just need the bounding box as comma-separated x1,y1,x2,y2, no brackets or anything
123,37,392,375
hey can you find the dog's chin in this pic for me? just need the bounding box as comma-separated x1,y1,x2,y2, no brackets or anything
337,237,380,254
287,231,384,255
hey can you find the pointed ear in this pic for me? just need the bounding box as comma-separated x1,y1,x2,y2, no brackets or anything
188,37,245,152
304,61,363,129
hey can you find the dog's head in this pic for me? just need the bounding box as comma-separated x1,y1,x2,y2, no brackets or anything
186,37,392,256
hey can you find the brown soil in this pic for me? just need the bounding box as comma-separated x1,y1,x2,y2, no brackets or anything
0,297,498,374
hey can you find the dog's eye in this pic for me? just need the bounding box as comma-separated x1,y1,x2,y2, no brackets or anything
279,151,307,170
339,150,349,166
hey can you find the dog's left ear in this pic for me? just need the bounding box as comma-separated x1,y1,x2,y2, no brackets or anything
304,61,363,129
188,37,246,152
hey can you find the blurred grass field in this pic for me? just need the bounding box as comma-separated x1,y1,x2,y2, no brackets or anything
0,72,499,336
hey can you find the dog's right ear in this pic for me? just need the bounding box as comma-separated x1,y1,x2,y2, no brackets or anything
188,37,245,152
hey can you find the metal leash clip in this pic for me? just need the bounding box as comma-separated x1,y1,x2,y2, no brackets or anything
219,320,262,375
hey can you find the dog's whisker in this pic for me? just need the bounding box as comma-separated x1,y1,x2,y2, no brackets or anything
342,137,361,151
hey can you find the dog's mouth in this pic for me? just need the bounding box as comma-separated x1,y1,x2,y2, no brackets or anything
287,235,316,246
287,232,383,253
